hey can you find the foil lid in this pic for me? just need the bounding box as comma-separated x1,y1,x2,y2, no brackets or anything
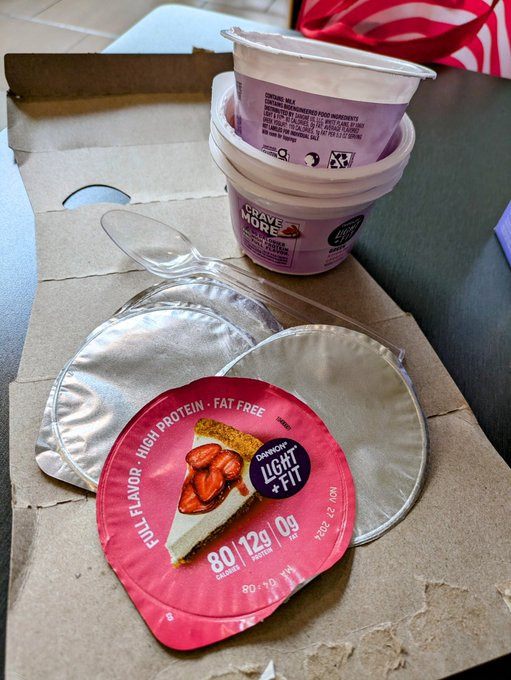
36,278,282,490
118,276,282,340
96,376,355,649
219,325,428,545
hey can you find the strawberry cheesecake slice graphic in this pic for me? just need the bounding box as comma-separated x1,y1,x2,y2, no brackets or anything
277,223,300,238
166,419,262,565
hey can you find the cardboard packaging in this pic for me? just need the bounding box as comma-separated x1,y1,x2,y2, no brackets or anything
5,53,511,679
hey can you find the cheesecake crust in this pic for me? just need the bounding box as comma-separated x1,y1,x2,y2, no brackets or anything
194,418,263,461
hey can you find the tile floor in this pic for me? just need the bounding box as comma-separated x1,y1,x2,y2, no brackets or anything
0,0,290,129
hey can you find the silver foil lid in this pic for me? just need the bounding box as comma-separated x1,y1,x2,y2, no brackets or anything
37,279,283,491
118,276,282,342
219,325,428,545
39,303,265,490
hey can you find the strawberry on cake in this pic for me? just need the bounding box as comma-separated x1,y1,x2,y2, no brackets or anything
166,418,262,565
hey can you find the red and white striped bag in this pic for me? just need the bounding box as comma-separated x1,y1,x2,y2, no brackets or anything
297,0,511,78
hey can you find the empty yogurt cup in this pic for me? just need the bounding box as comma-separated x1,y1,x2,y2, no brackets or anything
209,134,406,275
222,27,435,168
211,72,415,198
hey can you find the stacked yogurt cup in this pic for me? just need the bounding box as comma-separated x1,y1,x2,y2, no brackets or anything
210,28,436,275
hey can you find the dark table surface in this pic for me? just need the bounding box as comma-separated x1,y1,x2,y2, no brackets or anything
1,5,510,678
355,64,511,461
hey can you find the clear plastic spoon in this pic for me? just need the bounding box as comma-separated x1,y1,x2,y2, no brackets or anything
100,209,404,360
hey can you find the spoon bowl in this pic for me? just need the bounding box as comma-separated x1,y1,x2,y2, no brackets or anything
101,210,201,276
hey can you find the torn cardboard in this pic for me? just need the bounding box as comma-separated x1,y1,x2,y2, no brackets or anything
5,53,511,679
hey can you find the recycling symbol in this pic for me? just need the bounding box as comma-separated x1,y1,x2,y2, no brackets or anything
328,150,355,169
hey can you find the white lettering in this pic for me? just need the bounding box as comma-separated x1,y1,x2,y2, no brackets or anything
241,203,283,236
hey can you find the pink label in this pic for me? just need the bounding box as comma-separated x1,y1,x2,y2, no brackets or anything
97,377,355,650
235,73,407,168
228,185,370,274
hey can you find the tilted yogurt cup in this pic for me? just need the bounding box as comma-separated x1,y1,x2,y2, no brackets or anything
221,27,435,169
211,72,416,198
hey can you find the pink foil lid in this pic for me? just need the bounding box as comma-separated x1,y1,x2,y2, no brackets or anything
97,376,355,649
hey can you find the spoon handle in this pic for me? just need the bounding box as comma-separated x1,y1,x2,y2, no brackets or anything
202,257,404,361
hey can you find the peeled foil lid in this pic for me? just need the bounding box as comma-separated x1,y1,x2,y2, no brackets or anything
97,376,356,650
37,280,282,491
219,325,428,545
118,276,282,341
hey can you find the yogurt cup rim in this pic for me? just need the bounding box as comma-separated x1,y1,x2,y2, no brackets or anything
210,121,408,197
221,27,437,81
210,135,398,210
